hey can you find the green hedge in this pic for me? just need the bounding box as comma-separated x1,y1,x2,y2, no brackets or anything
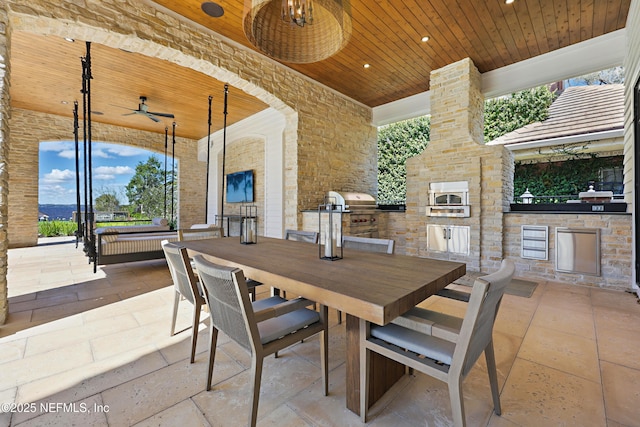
38,220,153,237
38,221,78,237
514,155,623,201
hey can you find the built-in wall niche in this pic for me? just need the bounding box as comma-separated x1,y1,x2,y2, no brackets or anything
521,225,548,260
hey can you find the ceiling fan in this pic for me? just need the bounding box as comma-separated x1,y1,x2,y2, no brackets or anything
121,96,174,122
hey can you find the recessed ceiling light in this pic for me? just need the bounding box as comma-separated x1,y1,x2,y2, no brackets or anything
363,63,370,69
64,37,75,43
202,1,224,18
421,36,430,42
505,0,515,4
60,101,69,104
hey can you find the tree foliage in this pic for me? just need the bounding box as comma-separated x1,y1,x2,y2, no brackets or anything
570,66,625,85
514,155,623,201
483,86,556,142
377,116,430,203
125,155,175,219
95,192,120,212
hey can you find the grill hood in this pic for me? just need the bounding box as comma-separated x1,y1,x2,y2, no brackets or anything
326,191,377,211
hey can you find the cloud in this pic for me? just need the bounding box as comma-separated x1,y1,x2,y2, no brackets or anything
40,141,74,152
104,145,148,157
42,169,76,184
38,184,75,203
59,150,77,159
94,165,134,181
94,166,133,175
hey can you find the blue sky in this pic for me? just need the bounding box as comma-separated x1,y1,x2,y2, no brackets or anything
39,141,159,205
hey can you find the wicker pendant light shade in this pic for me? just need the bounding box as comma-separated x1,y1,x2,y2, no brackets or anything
243,0,352,64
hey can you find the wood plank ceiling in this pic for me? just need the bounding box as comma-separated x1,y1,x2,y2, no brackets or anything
9,0,631,140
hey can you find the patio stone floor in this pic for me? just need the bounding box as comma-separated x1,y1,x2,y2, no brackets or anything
1,236,639,426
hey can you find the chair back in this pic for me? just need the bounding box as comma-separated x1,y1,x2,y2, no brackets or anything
451,259,515,378
162,241,202,306
193,255,257,353
342,235,394,254
179,227,223,241
284,229,319,243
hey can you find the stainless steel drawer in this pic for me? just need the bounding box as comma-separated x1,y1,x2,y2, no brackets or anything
555,228,600,276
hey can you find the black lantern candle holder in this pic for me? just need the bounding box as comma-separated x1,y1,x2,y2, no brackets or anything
318,203,343,260
240,205,257,244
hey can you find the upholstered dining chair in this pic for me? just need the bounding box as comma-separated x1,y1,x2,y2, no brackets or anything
177,226,263,301
193,255,329,427
359,259,515,426
337,235,395,323
162,240,206,364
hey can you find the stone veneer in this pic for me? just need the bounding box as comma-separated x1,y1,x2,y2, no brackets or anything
0,2,10,324
405,58,513,273
219,136,265,235
8,109,206,248
504,213,632,290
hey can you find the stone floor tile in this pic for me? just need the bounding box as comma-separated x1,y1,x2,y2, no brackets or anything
24,313,139,357
601,361,640,426
12,393,109,427
0,337,26,364
595,317,640,371
499,358,605,426
102,351,236,426
132,399,212,427
1,342,93,391
193,352,325,427
517,325,600,383
15,349,168,417
30,295,121,324
529,303,596,339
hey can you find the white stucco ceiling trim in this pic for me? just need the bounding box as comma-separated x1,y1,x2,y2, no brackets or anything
372,29,627,127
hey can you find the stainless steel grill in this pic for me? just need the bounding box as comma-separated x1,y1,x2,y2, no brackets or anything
326,191,378,238
326,191,377,211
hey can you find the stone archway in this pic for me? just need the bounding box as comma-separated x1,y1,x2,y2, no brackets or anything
7,14,298,246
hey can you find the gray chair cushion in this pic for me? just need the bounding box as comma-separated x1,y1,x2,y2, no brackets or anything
258,308,320,344
371,323,455,366
252,296,287,311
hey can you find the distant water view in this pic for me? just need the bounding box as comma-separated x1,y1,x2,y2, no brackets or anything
38,204,83,221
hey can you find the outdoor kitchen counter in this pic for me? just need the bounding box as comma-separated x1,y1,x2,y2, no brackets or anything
508,202,629,214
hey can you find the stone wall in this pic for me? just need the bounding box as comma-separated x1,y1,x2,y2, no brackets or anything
219,136,265,235
0,2,11,324
504,213,632,290
405,58,512,273
8,109,205,247
4,0,376,233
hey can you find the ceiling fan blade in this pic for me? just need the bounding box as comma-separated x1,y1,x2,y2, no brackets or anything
122,112,138,116
148,111,175,118
147,115,161,123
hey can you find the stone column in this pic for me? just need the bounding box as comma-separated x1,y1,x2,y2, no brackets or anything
406,58,512,272
0,4,11,324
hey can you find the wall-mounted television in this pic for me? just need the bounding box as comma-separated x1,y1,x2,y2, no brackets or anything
226,170,254,203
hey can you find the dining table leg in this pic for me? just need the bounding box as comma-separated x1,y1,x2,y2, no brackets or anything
345,314,406,415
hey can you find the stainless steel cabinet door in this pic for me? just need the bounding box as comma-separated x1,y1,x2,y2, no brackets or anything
427,225,469,255
448,225,470,256
427,225,448,252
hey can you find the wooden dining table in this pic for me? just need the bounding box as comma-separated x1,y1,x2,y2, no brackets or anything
181,236,466,414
